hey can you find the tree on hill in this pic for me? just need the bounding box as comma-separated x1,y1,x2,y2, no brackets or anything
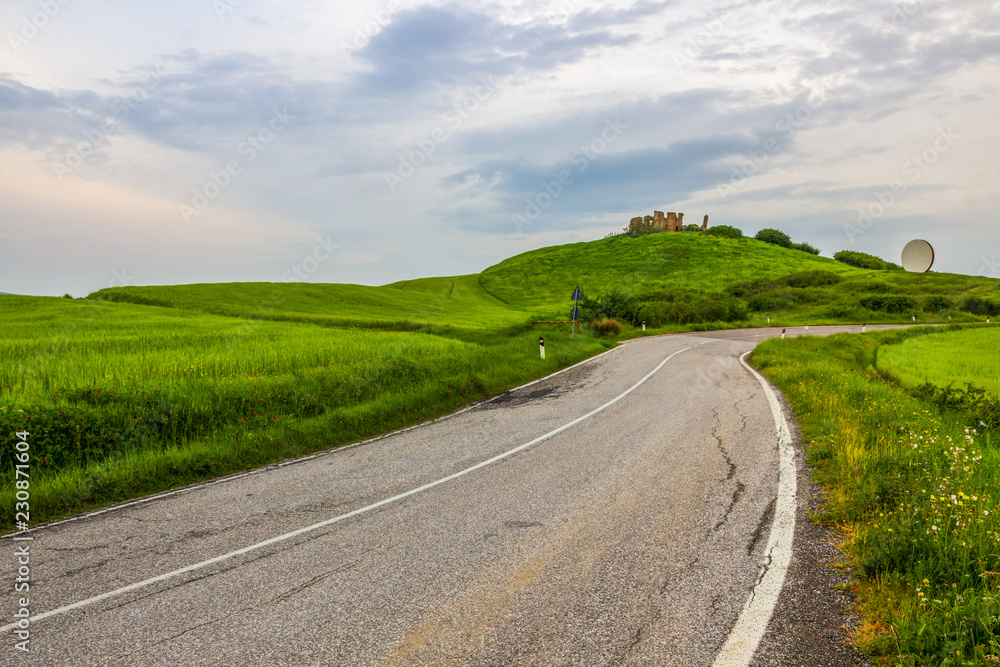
834,250,901,271
705,225,743,239
792,241,820,255
754,228,793,248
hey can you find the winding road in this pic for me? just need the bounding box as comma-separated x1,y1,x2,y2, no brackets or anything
4,326,891,666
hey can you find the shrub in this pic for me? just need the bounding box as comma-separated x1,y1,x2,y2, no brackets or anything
859,294,918,314
854,280,893,294
727,279,780,299
682,224,703,232
960,296,1000,317
705,224,743,239
592,317,622,337
792,241,820,255
754,228,793,248
748,291,798,312
635,292,749,325
834,250,901,271
922,294,953,312
781,270,841,288
581,287,640,324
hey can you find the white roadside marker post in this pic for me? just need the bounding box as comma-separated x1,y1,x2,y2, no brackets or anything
781,328,786,339
862,323,867,332
642,321,646,332
539,336,545,359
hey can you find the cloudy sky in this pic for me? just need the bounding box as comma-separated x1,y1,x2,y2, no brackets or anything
1,0,998,296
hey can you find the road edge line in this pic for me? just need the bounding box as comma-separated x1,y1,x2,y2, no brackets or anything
712,351,797,667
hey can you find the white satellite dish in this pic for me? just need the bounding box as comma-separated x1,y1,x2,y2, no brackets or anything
901,239,934,273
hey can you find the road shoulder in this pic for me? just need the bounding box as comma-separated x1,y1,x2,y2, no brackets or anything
749,392,872,667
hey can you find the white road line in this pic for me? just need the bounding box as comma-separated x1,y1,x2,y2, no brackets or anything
712,352,797,667
2,343,630,538
0,344,695,633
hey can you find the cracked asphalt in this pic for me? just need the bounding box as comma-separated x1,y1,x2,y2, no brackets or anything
3,326,899,666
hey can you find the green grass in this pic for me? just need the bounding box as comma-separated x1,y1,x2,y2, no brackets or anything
0,294,607,526
89,274,529,333
751,326,1000,665
878,328,1000,396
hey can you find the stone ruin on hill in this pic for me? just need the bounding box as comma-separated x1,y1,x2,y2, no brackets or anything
628,212,709,234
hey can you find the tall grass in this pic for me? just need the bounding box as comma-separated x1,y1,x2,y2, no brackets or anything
751,327,1000,665
0,295,608,526
878,327,1000,396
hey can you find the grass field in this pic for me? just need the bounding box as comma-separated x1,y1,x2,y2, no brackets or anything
878,328,1000,396
89,274,530,333
0,295,607,526
3,231,998,529
751,326,1000,665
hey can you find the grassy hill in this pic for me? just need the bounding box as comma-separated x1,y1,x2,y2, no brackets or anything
3,231,998,527
89,275,528,334
481,233,998,326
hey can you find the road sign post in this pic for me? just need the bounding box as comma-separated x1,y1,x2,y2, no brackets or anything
570,285,583,339
539,336,545,359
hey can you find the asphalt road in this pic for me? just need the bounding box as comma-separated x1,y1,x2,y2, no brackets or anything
3,325,899,666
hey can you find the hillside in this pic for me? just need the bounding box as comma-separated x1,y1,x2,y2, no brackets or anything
480,233,998,310
89,275,527,334
479,233,998,325
89,234,999,329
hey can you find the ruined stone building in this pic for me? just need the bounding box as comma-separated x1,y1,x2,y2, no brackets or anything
627,211,709,234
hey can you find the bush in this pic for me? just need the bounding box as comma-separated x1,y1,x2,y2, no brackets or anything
581,287,640,324
705,224,743,239
635,292,750,325
792,241,820,255
854,280,892,294
747,290,799,312
781,270,841,288
960,296,1000,317
834,250,901,271
859,294,918,314
682,224,703,232
922,294,953,312
754,228,793,248
592,317,622,337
